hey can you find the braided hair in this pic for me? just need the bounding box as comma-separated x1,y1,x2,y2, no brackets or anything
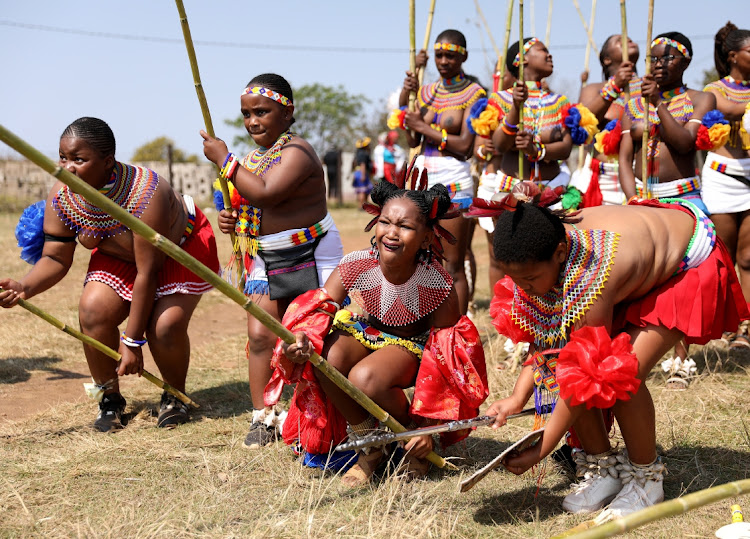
714,21,750,78
60,117,115,157
493,203,566,264
246,73,296,125
370,180,452,228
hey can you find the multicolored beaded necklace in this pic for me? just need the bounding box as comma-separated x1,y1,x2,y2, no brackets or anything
418,73,485,123
53,162,158,238
705,76,750,104
493,82,569,133
510,228,620,349
625,86,693,126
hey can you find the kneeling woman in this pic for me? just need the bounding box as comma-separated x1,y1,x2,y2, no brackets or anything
265,177,488,485
479,182,747,519
0,117,220,431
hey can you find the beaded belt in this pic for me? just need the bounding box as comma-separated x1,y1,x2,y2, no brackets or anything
497,173,522,193
709,161,729,174
660,198,716,274
444,175,475,196
636,176,700,198
258,213,334,251
180,195,196,246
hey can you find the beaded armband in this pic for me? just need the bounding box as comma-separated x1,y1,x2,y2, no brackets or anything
599,77,622,102
438,129,448,151
121,333,148,348
220,153,240,180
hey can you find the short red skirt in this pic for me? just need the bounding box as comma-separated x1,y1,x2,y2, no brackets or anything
84,207,220,301
613,239,749,345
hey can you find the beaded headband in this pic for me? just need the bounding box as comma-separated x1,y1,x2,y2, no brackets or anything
242,86,292,106
434,42,467,55
650,37,691,59
513,38,540,67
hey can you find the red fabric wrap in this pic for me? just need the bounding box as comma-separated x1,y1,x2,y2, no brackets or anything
490,276,534,344
615,199,750,343
410,316,489,446
263,288,348,454
84,207,219,301
556,326,641,409
580,158,603,208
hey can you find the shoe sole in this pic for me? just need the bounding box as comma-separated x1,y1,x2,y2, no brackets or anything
562,493,618,514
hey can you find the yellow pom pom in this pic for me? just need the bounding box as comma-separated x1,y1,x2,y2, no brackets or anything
334,309,354,326
387,109,403,130
594,131,606,155
708,123,731,151
741,103,750,150
471,108,501,137
576,104,600,144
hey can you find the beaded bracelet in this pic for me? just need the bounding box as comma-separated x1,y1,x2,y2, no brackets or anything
501,121,519,136
121,333,148,348
503,119,519,130
220,152,240,179
599,77,623,102
476,145,492,161
438,129,448,151
529,142,546,162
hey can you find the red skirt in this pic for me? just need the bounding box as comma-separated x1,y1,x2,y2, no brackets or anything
613,239,749,345
84,207,220,301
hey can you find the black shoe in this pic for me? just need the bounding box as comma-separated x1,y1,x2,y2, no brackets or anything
552,444,577,479
242,422,278,449
157,392,189,429
94,393,127,433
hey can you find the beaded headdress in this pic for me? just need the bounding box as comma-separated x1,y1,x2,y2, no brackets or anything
466,180,581,223
650,37,691,59
434,42,467,55
242,86,292,106
361,157,460,261
513,38,540,67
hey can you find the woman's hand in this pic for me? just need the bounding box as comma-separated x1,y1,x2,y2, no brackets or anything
512,81,529,109
503,439,543,475
514,131,536,156
200,130,230,166
282,331,314,364
641,74,660,108
403,110,427,133
415,49,429,70
403,70,420,94
613,61,635,91
217,209,238,235
486,397,523,428
0,279,25,308
404,433,434,459
117,344,144,377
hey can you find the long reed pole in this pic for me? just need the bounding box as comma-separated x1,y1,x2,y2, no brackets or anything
551,478,750,539
174,0,240,279
498,0,515,86
544,0,553,46
0,124,454,471
1,288,198,408
620,0,628,64
577,0,598,170
571,0,600,57
408,0,417,113
518,0,525,179
642,0,655,194
475,0,501,61
417,0,437,87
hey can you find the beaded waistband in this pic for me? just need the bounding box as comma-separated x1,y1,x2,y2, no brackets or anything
180,195,196,246
258,213,334,252
636,176,700,198
444,175,475,195
661,198,716,274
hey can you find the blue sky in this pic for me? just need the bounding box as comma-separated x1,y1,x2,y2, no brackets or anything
0,1,743,161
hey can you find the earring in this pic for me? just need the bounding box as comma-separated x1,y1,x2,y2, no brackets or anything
370,235,379,258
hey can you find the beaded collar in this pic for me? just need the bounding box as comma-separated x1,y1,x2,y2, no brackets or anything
510,228,620,349
338,249,453,327
704,77,750,105
442,73,466,87
53,162,158,238
418,78,485,116
492,87,569,133
625,86,693,125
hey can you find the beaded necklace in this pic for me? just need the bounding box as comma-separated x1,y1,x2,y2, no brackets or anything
492,84,569,133
625,86,693,126
704,76,750,104
418,73,485,124
338,249,453,327
53,162,158,238
510,228,620,349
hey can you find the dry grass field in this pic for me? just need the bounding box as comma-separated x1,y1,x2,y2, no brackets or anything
1,204,749,538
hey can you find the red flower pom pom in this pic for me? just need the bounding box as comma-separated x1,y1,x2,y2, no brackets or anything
695,124,712,151
489,276,533,344
561,103,573,123
602,122,622,156
556,326,641,409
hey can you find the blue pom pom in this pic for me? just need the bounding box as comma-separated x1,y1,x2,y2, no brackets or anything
213,189,225,211
466,98,488,135
702,109,728,128
604,119,619,132
15,200,46,265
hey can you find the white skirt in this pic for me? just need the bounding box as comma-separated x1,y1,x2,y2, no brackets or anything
701,153,750,214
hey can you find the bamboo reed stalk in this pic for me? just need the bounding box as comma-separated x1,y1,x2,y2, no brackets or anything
174,0,241,282
551,477,750,539
576,0,597,171
499,0,514,85
0,123,454,471
0,288,198,408
518,0,525,178
544,0,553,47
642,0,655,193
571,0,600,57
475,0,501,60
408,0,417,113
620,0,628,64
417,0,437,87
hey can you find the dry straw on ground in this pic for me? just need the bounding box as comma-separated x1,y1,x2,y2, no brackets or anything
1,207,749,538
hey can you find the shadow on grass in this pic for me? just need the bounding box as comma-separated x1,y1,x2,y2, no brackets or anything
473,485,566,525
692,343,750,374
0,355,86,384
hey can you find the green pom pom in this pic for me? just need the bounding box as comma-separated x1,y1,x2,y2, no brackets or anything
561,186,583,210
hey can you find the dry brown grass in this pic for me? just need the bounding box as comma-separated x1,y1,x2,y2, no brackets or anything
1,207,749,538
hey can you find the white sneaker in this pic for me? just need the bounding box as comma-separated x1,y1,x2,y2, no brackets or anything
562,449,623,514
594,457,666,523
563,474,623,513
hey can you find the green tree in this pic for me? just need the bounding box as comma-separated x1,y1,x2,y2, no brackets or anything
131,136,199,163
225,84,370,155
